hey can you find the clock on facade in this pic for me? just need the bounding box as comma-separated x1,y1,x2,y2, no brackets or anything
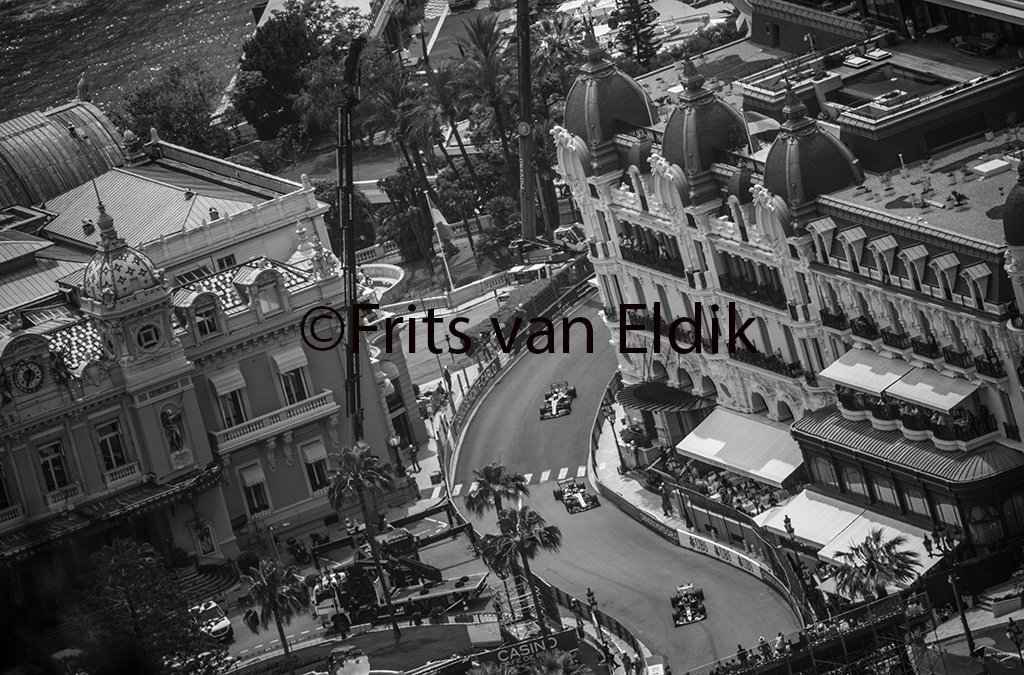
12,358,45,393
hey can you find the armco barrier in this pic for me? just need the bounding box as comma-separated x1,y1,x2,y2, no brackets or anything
589,382,807,624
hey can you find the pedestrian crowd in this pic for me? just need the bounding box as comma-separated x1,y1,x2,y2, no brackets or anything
656,453,791,518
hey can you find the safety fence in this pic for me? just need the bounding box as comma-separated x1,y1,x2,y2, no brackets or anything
589,376,810,626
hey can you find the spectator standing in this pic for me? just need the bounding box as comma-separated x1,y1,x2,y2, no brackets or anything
774,633,785,655
407,443,421,471
736,645,748,665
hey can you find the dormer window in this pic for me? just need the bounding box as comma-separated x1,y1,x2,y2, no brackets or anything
257,283,282,315
195,304,219,338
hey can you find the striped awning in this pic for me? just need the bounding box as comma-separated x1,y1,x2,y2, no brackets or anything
270,345,308,373
818,348,913,396
616,382,715,413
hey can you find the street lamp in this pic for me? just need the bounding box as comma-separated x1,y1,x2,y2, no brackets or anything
601,398,626,473
586,588,611,660
570,598,585,637
1009,617,1024,662
412,22,430,72
388,434,404,473
933,525,977,657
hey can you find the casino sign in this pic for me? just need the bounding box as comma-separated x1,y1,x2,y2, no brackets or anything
474,628,580,668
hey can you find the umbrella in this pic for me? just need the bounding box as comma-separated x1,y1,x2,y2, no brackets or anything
557,0,586,13
593,22,612,37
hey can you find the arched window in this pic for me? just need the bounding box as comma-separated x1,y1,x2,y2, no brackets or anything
810,457,839,490
1003,493,1024,536
903,486,930,517
871,473,898,507
933,496,961,527
841,465,867,498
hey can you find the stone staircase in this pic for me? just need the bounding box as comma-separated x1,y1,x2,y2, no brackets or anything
173,561,240,607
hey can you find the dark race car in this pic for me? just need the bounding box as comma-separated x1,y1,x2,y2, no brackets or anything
671,583,707,626
539,381,577,420
553,477,600,513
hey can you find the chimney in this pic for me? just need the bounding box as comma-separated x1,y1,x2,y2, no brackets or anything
82,219,95,236
209,207,220,221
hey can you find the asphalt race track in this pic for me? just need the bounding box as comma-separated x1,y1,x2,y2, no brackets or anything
454,296,802,671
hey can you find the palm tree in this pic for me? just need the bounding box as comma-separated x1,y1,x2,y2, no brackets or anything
461,14,515,168
481,506,563,635
532,650,589,675
463,461,530,520
426,62,486,197
237,559,310,675
532,15,585,95
833,527,921,601
327,442,402,639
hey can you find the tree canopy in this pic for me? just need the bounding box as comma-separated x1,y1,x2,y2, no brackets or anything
116,62,231,156
612,0,662,69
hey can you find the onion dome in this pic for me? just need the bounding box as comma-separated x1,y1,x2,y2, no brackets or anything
1004,162,1024,246
564,28,659,148
763,86,863,206
661,57,746,175
82,202,161,307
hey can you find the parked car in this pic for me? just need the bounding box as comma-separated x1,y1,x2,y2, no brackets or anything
190,600,233,642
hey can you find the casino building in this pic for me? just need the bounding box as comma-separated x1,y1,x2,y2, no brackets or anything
555,27,1024,597
0,101,424,642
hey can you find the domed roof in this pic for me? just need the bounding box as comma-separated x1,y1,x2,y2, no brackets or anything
82,202,162,306
623,137,653,172
661,58,746,175
1003,162,1024,246
564,29,659,148
763,87,863,207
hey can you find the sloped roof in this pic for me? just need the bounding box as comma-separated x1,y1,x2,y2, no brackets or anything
0,230,52,265
174,258,314,312
0,102,123,209
0,259,85,312
42,167,258,248
793,406,1024,485
46,320,103,371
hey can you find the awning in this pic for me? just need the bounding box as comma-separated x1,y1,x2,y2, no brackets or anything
208,365,246,395
818,348,913,396
754,489,861,548
302,441,328,464
617,382,716,413
240,465,266,487
925,0,1024,24
884,367,978,413
270,345,308,373
817,510,939,580
674,408,802,487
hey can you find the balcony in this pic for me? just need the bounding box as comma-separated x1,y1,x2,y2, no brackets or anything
804,371,819,387
819,309,849,331
880,329,911,351
943,347,974,370
104,461,141,489
788,303,811,323
911,336,941,359
729,348,804,379
0,504,24,527
46,484,82,511
975,355,1006,379
867,400,899,421
850,316,880,341
212,390,340,454
620,246,687,277
718,274,788,310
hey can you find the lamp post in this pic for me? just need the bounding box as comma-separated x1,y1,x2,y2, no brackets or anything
933,525,976,657
412,22,430,72
586,588,611,659
570,598,585,637
601,398,626,473
1008,617,1023,662
388,434,404,473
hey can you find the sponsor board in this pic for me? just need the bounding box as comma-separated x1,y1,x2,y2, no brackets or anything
474,628,580,667
681,532,762,579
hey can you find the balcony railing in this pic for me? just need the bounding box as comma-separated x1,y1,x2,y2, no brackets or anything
975,355,1006,378
900,411,928,431
929,414,997,442
880,329,910,350
104,461,140,487
804,371,819,387
730,348,804,378
837,391,864,411
943,346,973,369
46,483,82,509
911,336,941,359
718,274,788,310
819,309,849,331
850,316,880,340
620,246,687,277
1006,422,1021,442
0,504,24,526
213,390,339,451
867,400,899,421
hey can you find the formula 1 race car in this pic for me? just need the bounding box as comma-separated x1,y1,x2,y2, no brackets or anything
539,382,577,420
553,478,600,513
671,583,707,626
